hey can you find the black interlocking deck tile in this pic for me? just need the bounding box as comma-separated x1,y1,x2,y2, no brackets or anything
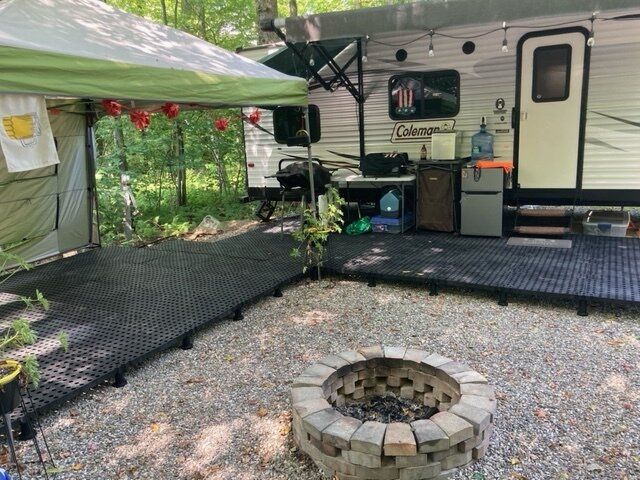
325,232,640,304
2,227,639,421
0,226,302,419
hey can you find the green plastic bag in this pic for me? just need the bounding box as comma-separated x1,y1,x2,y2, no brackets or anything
346,216,372,235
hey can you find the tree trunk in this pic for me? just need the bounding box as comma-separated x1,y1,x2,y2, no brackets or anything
256,0,278,44
173,120,187,206
289,0,298,17
212,148,228,194
113,118,133,241
173,0,179,28
160,0,168,25
198,5,207,40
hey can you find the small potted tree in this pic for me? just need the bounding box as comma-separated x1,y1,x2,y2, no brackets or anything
0,252,67,415
291,185,345,280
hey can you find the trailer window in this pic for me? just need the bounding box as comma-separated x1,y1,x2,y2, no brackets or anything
389,70,459,120
532,44,571,102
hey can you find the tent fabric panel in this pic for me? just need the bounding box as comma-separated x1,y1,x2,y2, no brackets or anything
51,110,92,252
57,189,90,252
3,231,60,267
0,0,298,81
0,164,56,184
0,105,92,260
0,46,308,107
0,187,57,246
0,174,56,205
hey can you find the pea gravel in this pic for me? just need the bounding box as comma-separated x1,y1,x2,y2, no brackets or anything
14,278,639,480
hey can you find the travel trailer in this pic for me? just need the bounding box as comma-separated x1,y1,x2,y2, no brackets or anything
240,0,640,208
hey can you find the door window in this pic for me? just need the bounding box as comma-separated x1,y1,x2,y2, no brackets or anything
532,44,572,102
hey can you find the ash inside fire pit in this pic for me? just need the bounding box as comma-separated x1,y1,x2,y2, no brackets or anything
336,392,439,423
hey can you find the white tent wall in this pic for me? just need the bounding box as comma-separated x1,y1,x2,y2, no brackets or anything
0,103,93,263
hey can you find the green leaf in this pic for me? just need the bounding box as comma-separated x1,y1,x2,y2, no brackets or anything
58,331,70,352
22,354,40,388
36,289,50,311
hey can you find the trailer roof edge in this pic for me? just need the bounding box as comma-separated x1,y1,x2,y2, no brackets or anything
280,0,640,42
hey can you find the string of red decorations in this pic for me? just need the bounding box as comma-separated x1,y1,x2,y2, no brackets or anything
97,99,261,132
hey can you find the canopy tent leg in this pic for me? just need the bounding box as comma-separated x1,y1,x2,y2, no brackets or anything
304,106,317,217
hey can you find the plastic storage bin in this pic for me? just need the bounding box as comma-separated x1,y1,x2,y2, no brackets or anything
582,210,630,237
371,212,415,233
431,131,458,160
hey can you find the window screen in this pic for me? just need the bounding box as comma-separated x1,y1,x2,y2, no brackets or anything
389,70,460,119
532,44,571,102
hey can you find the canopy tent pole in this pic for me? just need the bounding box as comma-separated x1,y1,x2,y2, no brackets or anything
356,38,366,162
304,107,317,218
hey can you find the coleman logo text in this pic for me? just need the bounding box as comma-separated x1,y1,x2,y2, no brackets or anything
390,120,456,143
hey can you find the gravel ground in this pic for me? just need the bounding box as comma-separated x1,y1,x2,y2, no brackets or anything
13,278,640,480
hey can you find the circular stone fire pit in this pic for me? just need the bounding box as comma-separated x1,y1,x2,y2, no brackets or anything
291,346,496,480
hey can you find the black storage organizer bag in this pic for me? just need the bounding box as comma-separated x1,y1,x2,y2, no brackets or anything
360,152,409,177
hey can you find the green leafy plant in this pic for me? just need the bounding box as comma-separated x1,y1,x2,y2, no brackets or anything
0,253,68,388
291,186,345,277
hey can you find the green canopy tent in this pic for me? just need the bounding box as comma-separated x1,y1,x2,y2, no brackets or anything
0,0,308,263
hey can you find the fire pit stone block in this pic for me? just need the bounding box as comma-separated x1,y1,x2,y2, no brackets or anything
350,421,387,455
291,347,497,479
384,422,417,456
430,412,474,445
411,419,449,453
323,416,363,449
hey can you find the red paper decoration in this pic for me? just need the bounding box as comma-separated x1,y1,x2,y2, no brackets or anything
215,118,229,131
161,102,180,119
102,99,122,116
248,109,262,125
130,109,151,131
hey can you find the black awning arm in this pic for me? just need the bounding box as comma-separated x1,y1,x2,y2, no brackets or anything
272,28,333,91
273,28,364,104
311,43,361,102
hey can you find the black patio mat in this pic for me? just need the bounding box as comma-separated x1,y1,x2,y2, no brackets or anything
0,225,302,420
2,225,639,422
324,232,640,305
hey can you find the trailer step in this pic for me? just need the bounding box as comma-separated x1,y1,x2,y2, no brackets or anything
513,226,571,236
517,207,572,218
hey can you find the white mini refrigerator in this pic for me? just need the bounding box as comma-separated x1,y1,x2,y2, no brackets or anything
460,167,504,237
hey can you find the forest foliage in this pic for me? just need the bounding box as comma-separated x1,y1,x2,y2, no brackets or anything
98,0,395,243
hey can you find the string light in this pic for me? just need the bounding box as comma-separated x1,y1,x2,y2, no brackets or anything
366,13,620,49
587,12,597,47
501,21,509,53
362,35,369,63
428,30,435,57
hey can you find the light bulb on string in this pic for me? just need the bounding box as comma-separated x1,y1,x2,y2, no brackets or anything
428,30,435,57
587,12,597,47
362,35,369,63
501,22,509,53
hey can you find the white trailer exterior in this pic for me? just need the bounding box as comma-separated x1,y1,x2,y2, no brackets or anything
242,0,640,206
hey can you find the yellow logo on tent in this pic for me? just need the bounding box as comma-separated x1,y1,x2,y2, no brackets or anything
3,114,37,140
2,113,41,147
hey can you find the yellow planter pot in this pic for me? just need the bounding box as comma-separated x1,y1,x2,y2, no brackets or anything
0,360,22,387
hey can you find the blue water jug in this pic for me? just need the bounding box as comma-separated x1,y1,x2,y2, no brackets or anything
471,117,494,161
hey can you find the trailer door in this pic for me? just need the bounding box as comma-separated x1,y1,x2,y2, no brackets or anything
516,29,587,190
